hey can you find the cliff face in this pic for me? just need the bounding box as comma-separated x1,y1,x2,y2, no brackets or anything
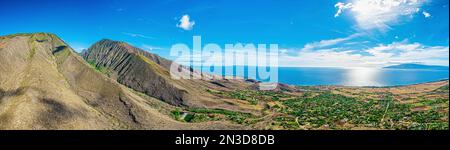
83,39,187,106
0,33,243,130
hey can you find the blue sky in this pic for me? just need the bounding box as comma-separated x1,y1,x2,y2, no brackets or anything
0,0,448,67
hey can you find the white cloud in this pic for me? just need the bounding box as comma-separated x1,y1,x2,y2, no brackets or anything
334,2,353,17
122,32,153,39
73,47,87,53
302,33,361,51
423,11,431,18
67,42,88,53
281,40,449,68
279,49,288,54
177,14,195,30
334,0,426,30
141,44,163,51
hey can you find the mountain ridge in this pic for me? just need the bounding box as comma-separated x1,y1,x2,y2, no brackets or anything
0,33,245,129
384,63,449,70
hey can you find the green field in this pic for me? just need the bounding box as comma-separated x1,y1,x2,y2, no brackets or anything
176,83,449,130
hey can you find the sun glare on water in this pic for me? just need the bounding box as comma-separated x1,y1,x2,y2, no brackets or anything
343,68,383,86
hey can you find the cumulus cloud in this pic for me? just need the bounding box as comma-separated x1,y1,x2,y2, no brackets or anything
280,39,449,68
334,0,426,30
177,14,195,30
423,11,431,18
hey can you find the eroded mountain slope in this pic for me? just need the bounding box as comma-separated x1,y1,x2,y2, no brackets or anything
82,39,259,113
0,33,244,130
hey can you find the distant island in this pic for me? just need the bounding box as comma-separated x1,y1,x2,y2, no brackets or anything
384,63,449,70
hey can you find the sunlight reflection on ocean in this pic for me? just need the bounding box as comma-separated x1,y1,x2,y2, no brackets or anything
343,68,384,86
196,66,449,87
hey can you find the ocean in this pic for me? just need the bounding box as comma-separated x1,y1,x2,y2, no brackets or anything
194,66,449,87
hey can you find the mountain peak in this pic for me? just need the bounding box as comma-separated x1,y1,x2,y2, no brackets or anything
1,32,61,42
97,38,123,44
91,38,145,55
1,32,55,37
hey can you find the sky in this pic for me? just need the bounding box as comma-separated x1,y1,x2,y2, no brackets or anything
0,0,449,68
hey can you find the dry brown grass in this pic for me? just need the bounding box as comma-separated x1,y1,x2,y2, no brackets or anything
0,34,246,130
